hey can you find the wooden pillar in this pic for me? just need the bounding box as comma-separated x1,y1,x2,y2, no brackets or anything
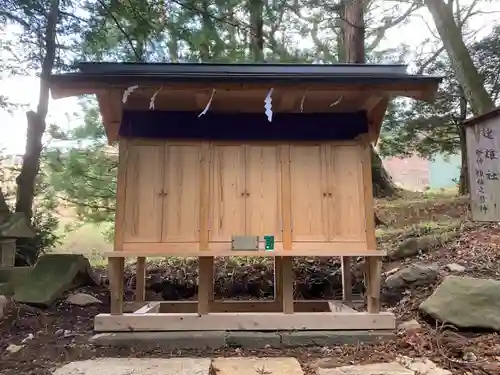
135,257,146,302
280,145,294,314
361,134,381,313
198,143,213,315
198,257,214,314
274,256,283,307
109,257,125,315
341,257,352,304
366,257,382,313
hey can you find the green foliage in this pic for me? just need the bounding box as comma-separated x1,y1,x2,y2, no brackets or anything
0,151,61,265
46,99,116,225
379,25,500,160
16,203,61,265
471,25,500,103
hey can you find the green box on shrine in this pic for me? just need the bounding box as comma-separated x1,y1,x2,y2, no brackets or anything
264,235,275,250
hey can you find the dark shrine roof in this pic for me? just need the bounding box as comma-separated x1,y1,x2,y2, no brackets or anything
49,62,442,86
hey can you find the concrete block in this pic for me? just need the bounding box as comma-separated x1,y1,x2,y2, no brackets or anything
225,331,282,348
90,331,226,349
280,330,395,347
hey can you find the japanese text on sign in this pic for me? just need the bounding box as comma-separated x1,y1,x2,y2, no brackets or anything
466,116,500,221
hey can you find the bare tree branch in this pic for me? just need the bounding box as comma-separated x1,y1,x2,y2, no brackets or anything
366,2,422,52
416,45,446,74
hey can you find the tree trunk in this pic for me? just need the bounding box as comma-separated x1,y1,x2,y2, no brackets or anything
457,89,469,195
424,0,495,116
0,188,9,214
371,148,397,198
248,0,264,62
340,0,397,199
15,0,59,219
343,0,365,64
458,124,468,195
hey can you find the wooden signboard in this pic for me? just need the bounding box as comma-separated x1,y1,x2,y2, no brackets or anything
465,108,500,222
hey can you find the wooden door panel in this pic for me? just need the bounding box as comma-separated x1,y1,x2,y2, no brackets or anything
162,142,201,242
245,144,282,241
210,143,246,241
289,144,329,242
123,143,163,243
329,144,365,240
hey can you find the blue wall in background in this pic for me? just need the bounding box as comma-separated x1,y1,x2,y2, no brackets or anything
429,153,461,188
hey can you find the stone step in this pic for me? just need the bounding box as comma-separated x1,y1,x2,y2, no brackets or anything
213,357,303,375
52,356,451,375
53,358,212,375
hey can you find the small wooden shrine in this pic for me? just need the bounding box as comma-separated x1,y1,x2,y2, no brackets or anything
49,63,441,332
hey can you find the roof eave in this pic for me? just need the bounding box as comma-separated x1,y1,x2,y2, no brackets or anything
48,73,442,102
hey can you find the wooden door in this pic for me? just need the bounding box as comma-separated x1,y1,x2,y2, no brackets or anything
289,143,329,242
245,144,282,241
328,144,365,240
123,142,164,243
209,143,246,242
161,142,202,242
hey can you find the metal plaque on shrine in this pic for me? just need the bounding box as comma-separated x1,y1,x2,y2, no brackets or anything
465,108,500,222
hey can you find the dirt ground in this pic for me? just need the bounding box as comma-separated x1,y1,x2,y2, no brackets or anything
2,194,500,375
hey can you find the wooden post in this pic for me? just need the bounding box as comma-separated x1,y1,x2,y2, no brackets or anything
135,257,146,302
280,145,294,314
341,257,352,304
366,258,382,313
360,135,381,313
198,257,214,315
274,256,283,308
198,143,213,315
109,257,125,315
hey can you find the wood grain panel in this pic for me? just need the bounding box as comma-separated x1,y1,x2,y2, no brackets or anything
162,142,201,242
329,144,365,240
289,144,329,242
209,143,246,241
245,144,282,241
123,143,163,243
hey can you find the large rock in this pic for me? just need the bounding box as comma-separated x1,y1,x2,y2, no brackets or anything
385,263,438,290
14,254,99,307
390,235,442,260
419,276,500,330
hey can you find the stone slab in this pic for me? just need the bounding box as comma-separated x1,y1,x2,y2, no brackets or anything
226,331,281,348
90,331,226,349
213,357,303,375
317,362,414,375
52,358,211,375
280,330,395,347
